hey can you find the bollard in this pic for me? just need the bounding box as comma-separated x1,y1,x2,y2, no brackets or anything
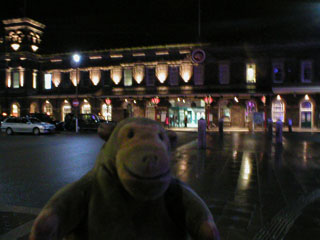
218,117,224,136
267,118,273,138
198,118,206,149
275,119,283,144
288,118,292,132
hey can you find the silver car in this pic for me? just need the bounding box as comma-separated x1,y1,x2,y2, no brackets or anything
1,117,56,135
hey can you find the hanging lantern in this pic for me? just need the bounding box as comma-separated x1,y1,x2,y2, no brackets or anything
133,65,144,84
261,95,266,104
105,98,112,105
111,66,122,85
151,97,160,105
70,70,80,86
90,69,101,86
180,62,193,82
155,64,168,83
204,96,213,105
52,71,61,87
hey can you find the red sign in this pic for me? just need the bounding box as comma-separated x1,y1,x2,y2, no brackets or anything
72,98,80,107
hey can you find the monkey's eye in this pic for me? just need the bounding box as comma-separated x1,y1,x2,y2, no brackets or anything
158,132,164,141
128,129,134,139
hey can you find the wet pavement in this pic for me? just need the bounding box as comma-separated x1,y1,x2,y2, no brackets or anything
0,131,320,239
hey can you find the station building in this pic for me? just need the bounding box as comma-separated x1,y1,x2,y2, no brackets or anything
0,17,319,129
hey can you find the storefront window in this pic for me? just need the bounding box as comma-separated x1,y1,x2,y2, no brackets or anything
11,103,20,117
81,102,91,114
43,101,53,116
245,101,257,122
219,100,231,122
30,102,38,113
272,99,285,122
101,103,112,121
62,102,72,121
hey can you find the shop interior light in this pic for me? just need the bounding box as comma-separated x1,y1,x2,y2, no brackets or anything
234,96,239,103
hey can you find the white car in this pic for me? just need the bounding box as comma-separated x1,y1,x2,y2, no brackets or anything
1,117,56,135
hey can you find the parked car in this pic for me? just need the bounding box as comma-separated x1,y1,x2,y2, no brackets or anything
27,113,64,131
64,113,105,131
1,117,56,135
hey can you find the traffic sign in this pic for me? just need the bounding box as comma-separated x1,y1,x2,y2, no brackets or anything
72,98,79,107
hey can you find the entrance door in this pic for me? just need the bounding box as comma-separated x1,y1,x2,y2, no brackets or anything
231,105,245,127
301,111,312,128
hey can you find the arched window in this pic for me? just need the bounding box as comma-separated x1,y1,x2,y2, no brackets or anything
272,99,285,122
81,101,91,114
11,103,20,117
300,99,314,128
61,101,72,121
101,103,112,121
43,101,53,116
30,102,39,113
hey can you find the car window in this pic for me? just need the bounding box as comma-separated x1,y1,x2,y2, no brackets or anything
6,118,16,123
30,118,41,123
21,118,28,124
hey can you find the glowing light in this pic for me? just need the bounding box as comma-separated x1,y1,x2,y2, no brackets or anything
11,43,20,51
305,94,309,100
52,71,61,87
151,97,160,105
31,45,38,52
156,64,168,83
64,100,69,103
45,100,50,104
180,63,193,82
105,98,112,105
84,99,88,103
19,68,24,87
125,99,128,103
70,70,80,86
73,54,81,63
111,67,122,85
183,99,185,103
246,64,256,83
90,69,101,86
133,65,144,84
234,97,239,103
6,69,11,88
277,95,281,101
177,98,180,102
2,112,7,116
204,96,213,105
133,100,137,104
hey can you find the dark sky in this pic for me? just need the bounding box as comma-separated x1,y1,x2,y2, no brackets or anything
2,0,320,53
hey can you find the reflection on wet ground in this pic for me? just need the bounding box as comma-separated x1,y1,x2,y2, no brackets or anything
171,132,320,240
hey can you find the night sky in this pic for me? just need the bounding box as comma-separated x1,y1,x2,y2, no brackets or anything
1,0,320,53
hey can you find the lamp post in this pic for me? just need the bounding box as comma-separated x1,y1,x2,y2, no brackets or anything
72,53,81,133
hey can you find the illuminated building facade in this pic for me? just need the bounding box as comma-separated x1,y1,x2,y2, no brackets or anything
1,17,320,129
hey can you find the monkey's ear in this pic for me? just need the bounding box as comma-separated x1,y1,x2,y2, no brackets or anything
166,130,178,149
98,122,116,141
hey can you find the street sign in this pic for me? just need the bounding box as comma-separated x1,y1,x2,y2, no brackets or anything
72,98,79,107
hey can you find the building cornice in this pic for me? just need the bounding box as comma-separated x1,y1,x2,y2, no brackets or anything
273,86,320,94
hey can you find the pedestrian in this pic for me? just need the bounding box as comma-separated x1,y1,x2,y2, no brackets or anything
184,115,188,128
198,117,206,149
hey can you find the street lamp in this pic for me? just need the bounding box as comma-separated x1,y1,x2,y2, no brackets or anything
72,53,81,133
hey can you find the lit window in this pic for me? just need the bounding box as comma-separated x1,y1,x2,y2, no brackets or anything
11,103,20,117
272,99,285,122
245,101,257,122
33,70,37,89
43,101,53,116
219,100,231,122
44,73,52,89
81,103,91,114
101,104,112,121
219,63,230,84
124,69,133,86
301,61,312,83
272,62,284,83
246,63,256,84
13,72,20,88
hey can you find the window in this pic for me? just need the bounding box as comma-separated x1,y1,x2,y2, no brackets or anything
33,70,37,89
81,102,91,114
245,101,257,122
43,101,53,116
11,103,20,117
272,99,285,122
44,73,52,89
246,63,256,84
101,104,112,121
219,100,231,122
124,69,133,86
301,61,312,83
272,62,284,83
219,63,230,84
13,72,20,88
